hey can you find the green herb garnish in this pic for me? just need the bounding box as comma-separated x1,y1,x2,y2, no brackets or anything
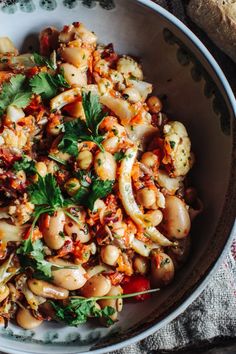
0,74,31,115
13,154,36,174
70,174,114,211
30,72,70,100
33,52,56,70
114,151,125,162
58,91,106,156
169,141,176,149
50,289,159,327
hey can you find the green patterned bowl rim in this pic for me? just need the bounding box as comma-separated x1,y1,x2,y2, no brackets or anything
0,1,235,353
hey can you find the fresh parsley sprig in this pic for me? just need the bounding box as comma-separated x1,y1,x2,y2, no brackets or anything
50,298,115,326
58,92,107,156
85,179,114,210
0,74,32,115
13,154,36,174
18,174,78,260
82,91,107,135
50,289,159,327
114,151,126,162
17,236,81,280
28,173,64,212
33,52,57,71
70,172,114,211
29,72,70,100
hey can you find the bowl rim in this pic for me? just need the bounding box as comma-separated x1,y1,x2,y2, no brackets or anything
0,1,235,354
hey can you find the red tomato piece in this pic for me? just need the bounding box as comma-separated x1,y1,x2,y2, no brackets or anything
122,275,151,301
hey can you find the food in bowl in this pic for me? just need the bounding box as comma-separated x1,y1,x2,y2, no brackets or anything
0,22,202,330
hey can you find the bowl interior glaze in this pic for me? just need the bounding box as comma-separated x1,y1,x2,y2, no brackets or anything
0,1,235,354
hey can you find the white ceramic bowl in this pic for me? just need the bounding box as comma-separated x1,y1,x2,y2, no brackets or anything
0,1,235,353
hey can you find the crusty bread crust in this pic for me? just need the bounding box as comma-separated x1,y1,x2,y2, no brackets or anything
187,0,236,63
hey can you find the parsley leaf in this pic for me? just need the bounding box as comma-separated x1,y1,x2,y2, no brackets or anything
33,52,56,70
50,298,115,326
69,174,114,211
17,238,52,280
58,120,104,157
28,174,64,210
13,155,36,174
50,289,159,327
29,72,70,100
85,179,114,210
114,151,125,162
82,91,107,135
58,92,106,156
17,230,80,279
169,140,176,149
58,120,87,157
0,74,31,115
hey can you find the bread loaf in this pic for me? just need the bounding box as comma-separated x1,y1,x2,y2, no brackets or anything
187,0,236,63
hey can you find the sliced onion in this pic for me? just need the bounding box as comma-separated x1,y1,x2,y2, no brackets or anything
50,84,98,111
131,237,161,257
16,275,45,311
0,254,20,286
0,220,28,243
50,87,81,111
86,264,111,278
119,147,172,246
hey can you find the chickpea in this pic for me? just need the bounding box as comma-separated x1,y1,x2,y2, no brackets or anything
94,151,117,181
77,150,93,170
49,258,87,290
144,210,163,226
100,245,120,266
151,252,175,287
136,188,156,209
102,136,119,154
64,217,91,243
16,308,43,330
64,178,81,196
141,152,158,169
161,196,191,239
35,162,47,177
147,96,162,114
28,279,69,300
98,285,123,322
122,87,141,103
40,210,66,250
80,274,111,298
0,285,9,303
133,256,149,275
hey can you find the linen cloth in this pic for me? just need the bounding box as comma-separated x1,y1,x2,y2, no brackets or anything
109,1,236,353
